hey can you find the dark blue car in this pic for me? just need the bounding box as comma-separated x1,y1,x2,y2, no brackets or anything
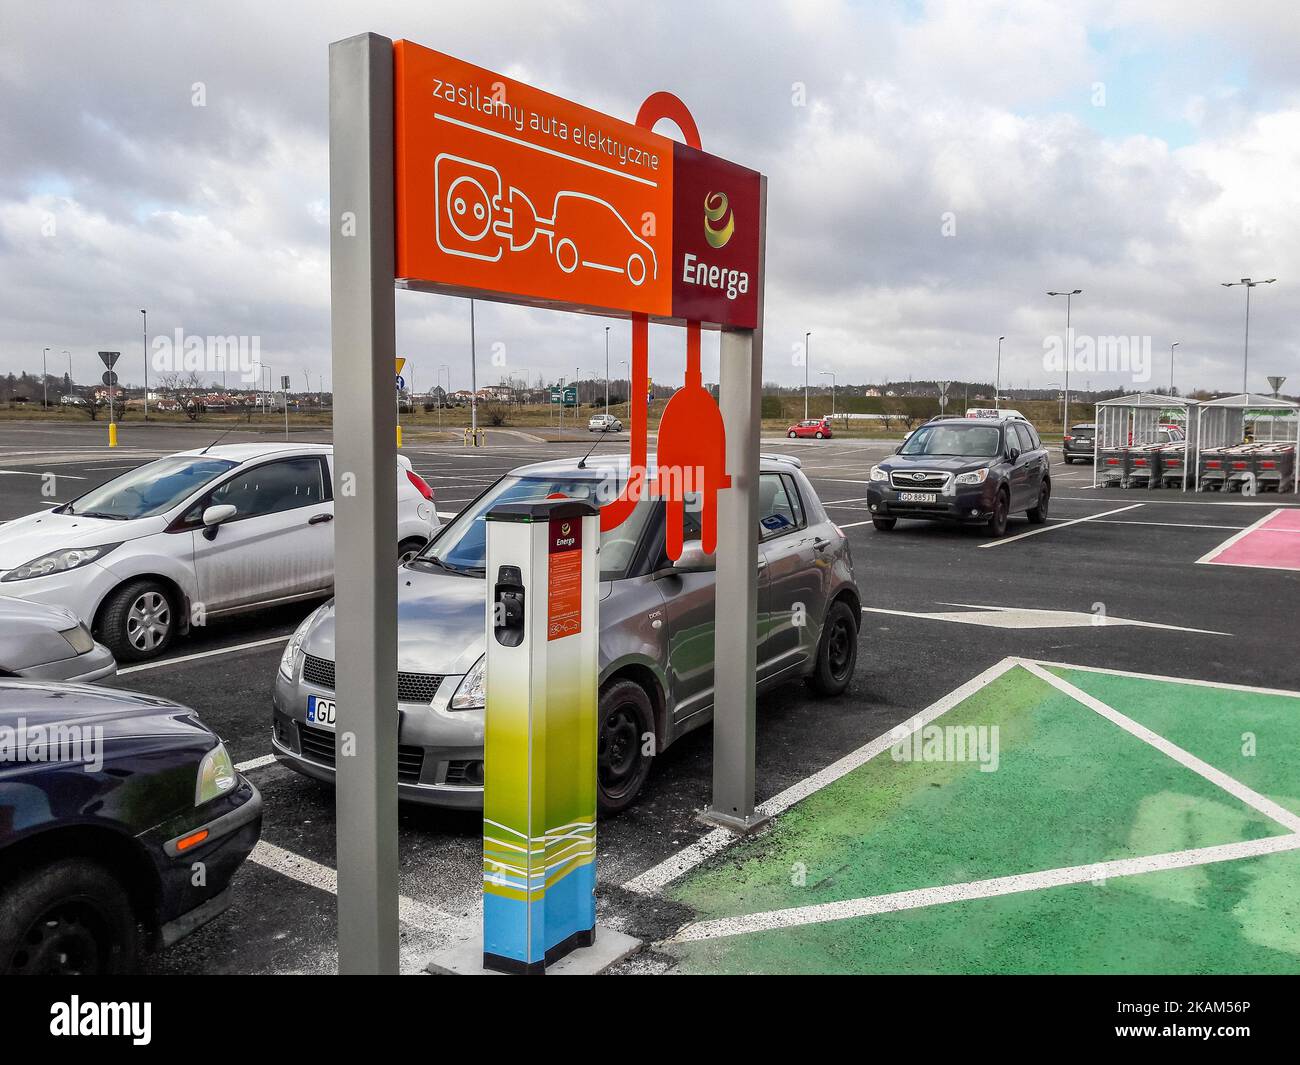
0,680,262,973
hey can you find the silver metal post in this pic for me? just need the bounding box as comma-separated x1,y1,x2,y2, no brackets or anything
707,175,766,832
469,299,478,441
141,309,149,419
328,31,399,975
604,326,610,416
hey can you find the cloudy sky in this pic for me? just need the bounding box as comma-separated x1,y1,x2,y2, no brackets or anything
1,0,1297,397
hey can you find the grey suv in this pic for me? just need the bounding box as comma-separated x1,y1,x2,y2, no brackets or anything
272,454,861,814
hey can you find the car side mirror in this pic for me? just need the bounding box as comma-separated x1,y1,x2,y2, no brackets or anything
1006,446,1021,463
201,504,237,540
670,540,716,574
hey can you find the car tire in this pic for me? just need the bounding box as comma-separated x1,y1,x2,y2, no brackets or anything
0,858,140,975
815,432,824,439
872,517,897,531
398,537,426,565
987,489,1010,537
1027,480,1050,524
1062,455,1073,464
597,678,655,817
97,578,177,662
788,431,797,438
807,599,859,696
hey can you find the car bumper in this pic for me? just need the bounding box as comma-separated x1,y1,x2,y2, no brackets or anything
145,776,263,947
866,482,998,521
14,641,116,683
1063,443,1095,458
271,669,485,809
0,561,120,629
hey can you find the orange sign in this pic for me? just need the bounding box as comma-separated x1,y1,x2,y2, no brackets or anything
395,41,674,318
546,516,583,640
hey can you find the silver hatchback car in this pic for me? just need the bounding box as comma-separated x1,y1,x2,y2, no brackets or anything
272,454,861,814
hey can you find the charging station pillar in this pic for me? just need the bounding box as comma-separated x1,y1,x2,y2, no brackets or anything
482,498,599,973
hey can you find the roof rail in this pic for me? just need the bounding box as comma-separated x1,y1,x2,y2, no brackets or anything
760,452,802,468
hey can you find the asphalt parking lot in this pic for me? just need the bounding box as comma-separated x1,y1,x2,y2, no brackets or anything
2,421,1297,974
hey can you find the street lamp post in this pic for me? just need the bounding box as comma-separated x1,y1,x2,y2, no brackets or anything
1169,341,1180,394
469,299,478,439
803,332,811,420
42,347,49,409
1221,278,1276,394
995,336,1005,408
818,370,836,423
604,325,610,416
1047,289,1082,432
140,309,149,419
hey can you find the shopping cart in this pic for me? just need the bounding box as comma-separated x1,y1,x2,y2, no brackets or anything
1198,447,1228,491
1098,446,1130,487
1250,445,1295,493
1157,443,1186,489
1128,445,1158,488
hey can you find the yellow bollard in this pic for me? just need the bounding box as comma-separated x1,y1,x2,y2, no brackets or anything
108,422,118,448
396,424,403,447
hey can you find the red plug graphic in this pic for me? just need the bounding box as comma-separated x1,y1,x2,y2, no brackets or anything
656,322,729,560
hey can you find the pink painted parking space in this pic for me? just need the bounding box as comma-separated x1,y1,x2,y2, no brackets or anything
1197,507,1300,572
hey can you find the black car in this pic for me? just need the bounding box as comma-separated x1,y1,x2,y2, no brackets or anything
866,417,1051,537
0,680,262,973
1063,422,1096,464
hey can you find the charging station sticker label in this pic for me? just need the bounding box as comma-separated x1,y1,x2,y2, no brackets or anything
547,517,583,640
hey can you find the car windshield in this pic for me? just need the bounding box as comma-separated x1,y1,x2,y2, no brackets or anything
1071,425,1094,432
63,455,238,519
900,423,1002,457
414,473,655,580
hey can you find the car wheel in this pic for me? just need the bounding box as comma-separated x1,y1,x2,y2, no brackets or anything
872,517,897,531
97,578,176,662
815,431,824,439
597,678,655,816
1027,480,1051,524
788,431,797,438
398,537,426,565
0,859,140,975
807,599,859,696
987,489,1010,537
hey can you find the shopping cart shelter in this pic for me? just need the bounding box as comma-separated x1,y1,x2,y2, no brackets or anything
643,658,1300,974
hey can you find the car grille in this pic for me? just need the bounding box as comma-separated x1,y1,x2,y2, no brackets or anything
297,722,425,784
890,470,948,490
301,654,444,703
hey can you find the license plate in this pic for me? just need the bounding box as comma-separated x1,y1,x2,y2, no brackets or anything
1075,437,1092,444
898,491,937,503
306,695,337,730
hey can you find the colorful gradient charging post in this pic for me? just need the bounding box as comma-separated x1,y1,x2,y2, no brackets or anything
482,498,600,973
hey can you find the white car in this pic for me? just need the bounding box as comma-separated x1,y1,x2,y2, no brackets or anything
588,413,623,433
0,443,438,662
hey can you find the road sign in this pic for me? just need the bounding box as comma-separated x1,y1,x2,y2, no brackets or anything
98,351,120,369
101,371,118,386
549,386,577,406
392,42,762,328
281,375,291,391
395,357,406,376
395,374,406,391
1268,375,1287,396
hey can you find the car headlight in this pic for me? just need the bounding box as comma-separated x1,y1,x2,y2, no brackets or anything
869,465,888,482
955,468,991,485
1,543,121,582
278,608,320,680
195,742,237,805
59,624,96,655
450,655,486,710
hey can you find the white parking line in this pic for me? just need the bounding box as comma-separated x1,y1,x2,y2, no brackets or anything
117,634,291,674
248,841,456,934
0,468,87,479
979,503,1143,547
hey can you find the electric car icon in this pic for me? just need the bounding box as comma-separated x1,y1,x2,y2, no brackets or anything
434,154,657,286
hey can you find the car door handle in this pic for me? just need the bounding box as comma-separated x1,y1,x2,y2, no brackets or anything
308,513,334,525
811,537,831,551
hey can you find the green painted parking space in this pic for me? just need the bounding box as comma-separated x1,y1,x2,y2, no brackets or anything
656,661,1300,974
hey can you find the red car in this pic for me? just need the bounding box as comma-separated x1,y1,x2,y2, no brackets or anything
787,418,832,439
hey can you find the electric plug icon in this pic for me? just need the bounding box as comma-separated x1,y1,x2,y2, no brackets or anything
655,380,730,560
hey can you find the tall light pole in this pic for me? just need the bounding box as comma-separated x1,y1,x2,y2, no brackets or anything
803,332,811,419
1221,278,1276,394
995,336,1005,408
140,309,149,419
1047,289,1081,431
1169,341,1180,394
604,325,610,416
42,347,49,409
818,370,836,422
469,299,478,438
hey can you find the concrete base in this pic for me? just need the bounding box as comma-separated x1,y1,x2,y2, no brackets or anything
697,808,772,836
425,923,641,976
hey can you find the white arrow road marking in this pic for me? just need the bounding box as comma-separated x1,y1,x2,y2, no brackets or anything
863,603,1229,635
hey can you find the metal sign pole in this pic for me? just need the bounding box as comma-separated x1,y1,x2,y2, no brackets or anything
328,31,400,975
706,175,767,831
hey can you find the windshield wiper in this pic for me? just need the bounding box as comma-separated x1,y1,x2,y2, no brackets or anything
77,511,130,520
413,554,480,577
